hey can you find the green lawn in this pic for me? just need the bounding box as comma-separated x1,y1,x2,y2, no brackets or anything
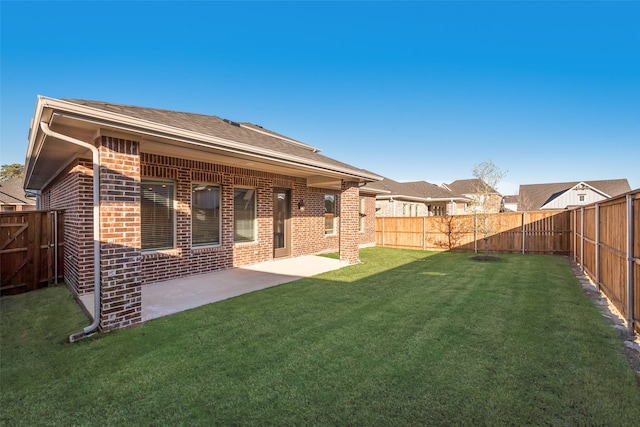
2,248,639,426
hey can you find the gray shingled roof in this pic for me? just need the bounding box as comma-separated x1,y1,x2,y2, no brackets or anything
404,181,468,200
518,179,631,211
444,179,499,195
0,177,35,205
362,177,468,201
62,99,376,179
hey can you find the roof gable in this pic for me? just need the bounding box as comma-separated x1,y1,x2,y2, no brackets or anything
518,179,631,210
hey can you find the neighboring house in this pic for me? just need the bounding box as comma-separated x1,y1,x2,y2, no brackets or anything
441,179,503,213
23,96,382,331
502,195,518,212
0,177,36,211
362,176,470,216
518,179,631,211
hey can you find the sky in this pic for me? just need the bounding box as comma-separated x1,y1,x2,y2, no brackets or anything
1,1,638,195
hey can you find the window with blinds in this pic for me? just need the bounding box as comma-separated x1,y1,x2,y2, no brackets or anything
141,181,174,250
192,184,221,246
234,188,256,243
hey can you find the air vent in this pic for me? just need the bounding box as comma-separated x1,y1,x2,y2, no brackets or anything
223,118,240,127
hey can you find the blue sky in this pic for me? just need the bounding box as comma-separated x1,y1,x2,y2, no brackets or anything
1,1,638,194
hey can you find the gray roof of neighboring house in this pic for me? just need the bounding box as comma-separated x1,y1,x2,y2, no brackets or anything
518,179,631,211
0,177,35,205
503,195,519,204
362,176,468,202
443,179,499,195
62,99,377,180
404,181,469,200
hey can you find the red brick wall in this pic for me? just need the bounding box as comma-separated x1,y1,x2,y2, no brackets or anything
41,159,94,295
98,137,142,330
43,148,377,330
359,193,377,247
339,180,360,264
139,154,375,283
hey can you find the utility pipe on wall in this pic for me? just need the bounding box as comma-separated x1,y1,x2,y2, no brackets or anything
38,122,101,342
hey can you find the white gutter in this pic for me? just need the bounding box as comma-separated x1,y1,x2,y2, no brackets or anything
38,122,101,342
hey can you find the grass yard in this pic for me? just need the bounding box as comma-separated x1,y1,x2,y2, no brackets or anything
2,248,639,425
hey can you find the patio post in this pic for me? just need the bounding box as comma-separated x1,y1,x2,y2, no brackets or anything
339,180,360,264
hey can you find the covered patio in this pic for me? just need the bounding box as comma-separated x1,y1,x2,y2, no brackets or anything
78,255,349,322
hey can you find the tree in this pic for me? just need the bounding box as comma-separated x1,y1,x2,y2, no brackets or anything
471,160,507,257
0,164,24,182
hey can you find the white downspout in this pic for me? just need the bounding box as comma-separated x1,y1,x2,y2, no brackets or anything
38,122,101,342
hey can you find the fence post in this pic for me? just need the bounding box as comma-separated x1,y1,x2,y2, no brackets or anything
627,195,635,333
473,214,478,254
580,207,585,273
573,209,578,264
595,203,600,291
522,212,526,255
422,216,426,251
381,217,385,248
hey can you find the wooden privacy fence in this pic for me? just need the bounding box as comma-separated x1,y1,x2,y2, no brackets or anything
376,211,571,255
0,210,64,296
573,190,639,333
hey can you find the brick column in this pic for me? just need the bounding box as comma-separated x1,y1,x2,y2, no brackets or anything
339,180,360,264
99,137,142,330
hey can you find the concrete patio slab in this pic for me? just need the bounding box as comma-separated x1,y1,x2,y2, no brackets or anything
78,255,348,322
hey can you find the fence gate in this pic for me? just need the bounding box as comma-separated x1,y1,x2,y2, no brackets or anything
0,210,64,296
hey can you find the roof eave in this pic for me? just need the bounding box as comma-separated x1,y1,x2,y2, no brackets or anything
27,96,381,186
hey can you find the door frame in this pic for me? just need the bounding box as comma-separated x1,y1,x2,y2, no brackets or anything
273,188,291,258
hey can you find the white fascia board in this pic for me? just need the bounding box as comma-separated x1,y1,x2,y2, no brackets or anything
39,97,381,182
572,181,610,198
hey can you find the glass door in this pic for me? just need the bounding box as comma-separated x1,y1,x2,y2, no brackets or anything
273,189,291,258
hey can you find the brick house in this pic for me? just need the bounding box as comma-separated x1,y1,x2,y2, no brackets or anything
362,176,470,216
23,97,381,332
441,179,504,213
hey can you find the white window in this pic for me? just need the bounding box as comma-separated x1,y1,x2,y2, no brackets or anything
325,194,336,234
234,188,256,243
192,184,221,246
141,181,174,250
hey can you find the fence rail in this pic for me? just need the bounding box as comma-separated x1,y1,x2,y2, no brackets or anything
573,190,639,333
376,211,571,255
0,210,64,296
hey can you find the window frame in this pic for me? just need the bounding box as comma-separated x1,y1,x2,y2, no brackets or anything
140,179,176,252
325,194,337,235
358,196,366,232
191,183,222,248
233,187,257,243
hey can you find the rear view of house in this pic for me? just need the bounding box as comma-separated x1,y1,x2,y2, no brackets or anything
23,97,381,332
